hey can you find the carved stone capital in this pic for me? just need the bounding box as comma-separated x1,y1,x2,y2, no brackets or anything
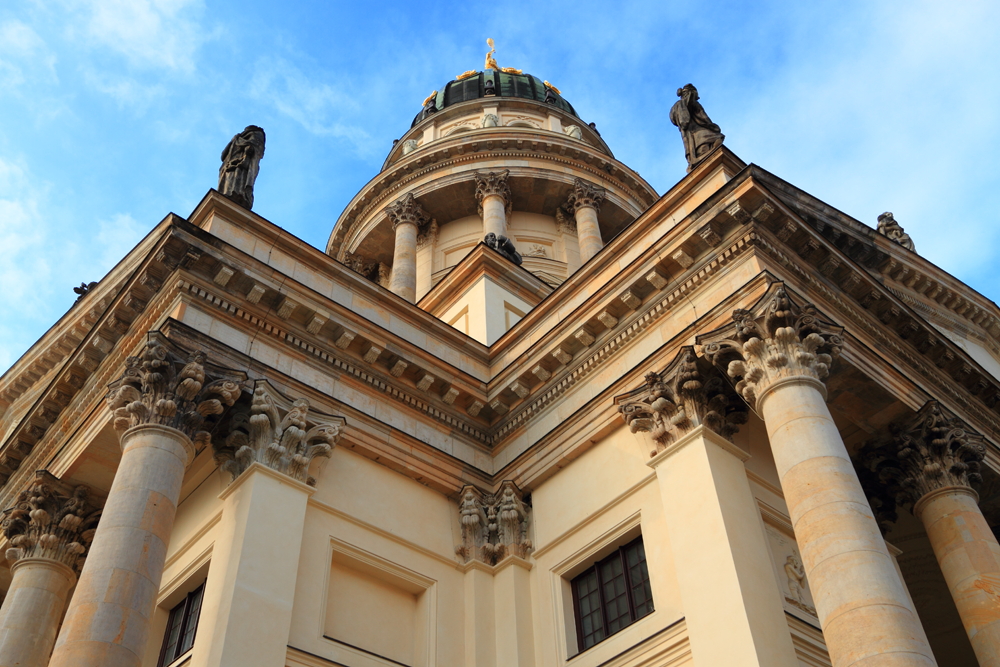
616,346,749,457
213,382,345,487
564,178,606,215
2,471,102,572
697,282,844,408
106,335,245,444
385,192,432,231
455,480,532,565
474,170,512,217
857,401,986,525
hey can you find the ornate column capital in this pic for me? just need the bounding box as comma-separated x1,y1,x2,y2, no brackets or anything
106,335,245,445
697,282,844,408
2,471,102,572
385,192,432,231
456,480,532,565
213,382,345,487
564,178,606,215
474,170,512,216
858,401,986,525
616,346,749,457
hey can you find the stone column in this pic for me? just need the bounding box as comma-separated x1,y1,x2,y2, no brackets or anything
565,178,606,263
0,471,101,667
49,338,243,667
455,481,534,667
617,348,798,667
192,382,342,667
385,192,430,303
475,170,512,239
860,401,1000,667
699,284,937,667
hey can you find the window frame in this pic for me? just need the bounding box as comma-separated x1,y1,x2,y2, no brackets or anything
570,536,653,652
157,583,205,667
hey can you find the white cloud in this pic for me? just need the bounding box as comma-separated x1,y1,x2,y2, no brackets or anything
0,20,58,89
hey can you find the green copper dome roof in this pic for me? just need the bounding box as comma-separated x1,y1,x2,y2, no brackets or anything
411,70,578,127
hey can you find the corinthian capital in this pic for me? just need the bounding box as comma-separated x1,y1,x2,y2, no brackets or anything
474,170,512,216
617,346,749,457
697,283,843,407
106,335,245,443
565,178,606,215
455,480,531,565
214,382,345,486
2,471,102,571
858,402,986,520
385,192,432,230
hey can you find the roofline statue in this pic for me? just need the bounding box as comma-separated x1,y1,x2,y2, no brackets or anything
219,125,266,210
669,84,724,171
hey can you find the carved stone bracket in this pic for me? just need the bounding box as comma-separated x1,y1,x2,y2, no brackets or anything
474,170,513,217
616,346,749,457
564,178,606,215
385,192,432,231
455,480,532,565
106,335,245,444
213,382,345,486
856,401,986,531
2,471,102,571
697,282,844,407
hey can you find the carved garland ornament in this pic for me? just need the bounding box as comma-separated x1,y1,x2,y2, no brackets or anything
617,346,749,457
698,283,844,408
456,481,531,565
2,471,101,571
106,337,244,444
214,382,344,486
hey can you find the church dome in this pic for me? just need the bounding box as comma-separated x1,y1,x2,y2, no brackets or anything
411,70,578,128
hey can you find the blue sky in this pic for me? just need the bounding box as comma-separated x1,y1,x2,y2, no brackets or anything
1,0,998,373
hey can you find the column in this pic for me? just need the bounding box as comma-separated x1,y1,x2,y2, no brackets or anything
193,382,343,667
456,481,534,667
618,347,798,667
0,471,101,667
385,192,430,303
475,170,512,239
49,338,243,667
699,283,937,667
862,401,1000,667
565,178,606,263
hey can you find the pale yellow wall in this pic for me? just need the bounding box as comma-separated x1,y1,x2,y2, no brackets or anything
932,324,1000,381
439,276,534,346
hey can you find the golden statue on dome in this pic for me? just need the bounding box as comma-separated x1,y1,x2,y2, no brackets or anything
485,39,523,75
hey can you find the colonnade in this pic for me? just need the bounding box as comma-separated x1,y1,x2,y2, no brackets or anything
381,173,609,303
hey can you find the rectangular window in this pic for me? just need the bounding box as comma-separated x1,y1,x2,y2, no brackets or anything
571,537,653,652
158,584,205,666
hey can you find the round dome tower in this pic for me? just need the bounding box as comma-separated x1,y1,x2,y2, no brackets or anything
326,58,658,307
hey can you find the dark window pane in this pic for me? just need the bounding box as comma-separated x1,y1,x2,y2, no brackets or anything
600,555,630,633
161,605,184,664
178,586,204,654
625,541,654,618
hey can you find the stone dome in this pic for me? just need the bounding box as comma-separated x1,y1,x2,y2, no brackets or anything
411,70,578,128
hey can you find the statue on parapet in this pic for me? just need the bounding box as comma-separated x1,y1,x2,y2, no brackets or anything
219,125,266,209
484,232,522,266
876,212,915,252
669,84,724,170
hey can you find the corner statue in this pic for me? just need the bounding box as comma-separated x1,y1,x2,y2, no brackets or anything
219,125,266,209
484,232,522,266
669,84,724,170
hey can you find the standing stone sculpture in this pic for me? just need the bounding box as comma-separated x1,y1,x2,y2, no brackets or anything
669,84,725,170
219,125,266,209
876,212,915,252
484,232,522,266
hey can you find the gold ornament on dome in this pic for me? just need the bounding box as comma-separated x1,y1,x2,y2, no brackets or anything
484,38,523,75
421,90,437,107
543,80,562,95
456,70,478,80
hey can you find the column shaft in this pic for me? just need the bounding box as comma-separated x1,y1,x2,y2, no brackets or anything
49,424,192,667
493,557,534,667
917,486,1000,667
389,221,418,302
481,194,507,239
191,463,313,667
0,558,76,667
652,426,798,667
574,206,603,263
759,378,935,667
462,563,496,667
